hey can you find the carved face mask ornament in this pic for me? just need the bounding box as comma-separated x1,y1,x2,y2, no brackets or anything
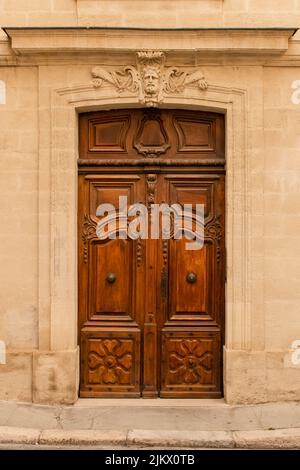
142,66,160,97
91,50,208,108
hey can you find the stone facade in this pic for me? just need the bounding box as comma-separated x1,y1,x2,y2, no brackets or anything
0,1,300,404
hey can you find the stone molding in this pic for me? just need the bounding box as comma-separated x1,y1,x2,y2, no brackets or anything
4,28,295,55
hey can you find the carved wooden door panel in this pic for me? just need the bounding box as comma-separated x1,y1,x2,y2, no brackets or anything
78,108,225,398
156,174,225,397
78,174,145,397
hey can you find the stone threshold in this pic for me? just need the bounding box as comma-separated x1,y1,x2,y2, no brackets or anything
1,400,300,433
73,398,227,408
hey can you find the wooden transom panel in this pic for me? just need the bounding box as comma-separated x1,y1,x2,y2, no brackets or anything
79,109,225,161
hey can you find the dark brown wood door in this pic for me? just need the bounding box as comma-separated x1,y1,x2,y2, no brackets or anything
78,109,225,398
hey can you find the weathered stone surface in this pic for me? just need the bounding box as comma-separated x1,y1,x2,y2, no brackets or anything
1,399,300,434
32,349,79,405
39,429,127,446
0,353,33,402
1,424,300,449
0,426,39,444
234,428,300,449
1,1,300,28
127,429,234,448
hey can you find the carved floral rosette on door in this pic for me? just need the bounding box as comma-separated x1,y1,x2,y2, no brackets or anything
78,106,225,398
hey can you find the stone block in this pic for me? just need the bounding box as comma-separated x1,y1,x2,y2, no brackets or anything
33,348,79,405
0,352,33,401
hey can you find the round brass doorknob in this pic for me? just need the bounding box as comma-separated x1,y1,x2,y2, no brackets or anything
106,273,116,284
186,272,197,284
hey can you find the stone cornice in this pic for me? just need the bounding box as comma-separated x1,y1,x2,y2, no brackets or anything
3,27,296,56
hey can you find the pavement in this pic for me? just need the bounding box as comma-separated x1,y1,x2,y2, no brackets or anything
0,399,300,449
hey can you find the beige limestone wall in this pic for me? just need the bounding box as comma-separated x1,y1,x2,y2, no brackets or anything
0,67,38,349
263,66,300,352
76,0,300,28
1,1,300,28
0,2,300,405
225,65,300,403
264,66,300,402
0,66,38,400
0,0,77,26
1,54,300,404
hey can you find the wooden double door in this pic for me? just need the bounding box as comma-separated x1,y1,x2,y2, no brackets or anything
78,109,225,398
